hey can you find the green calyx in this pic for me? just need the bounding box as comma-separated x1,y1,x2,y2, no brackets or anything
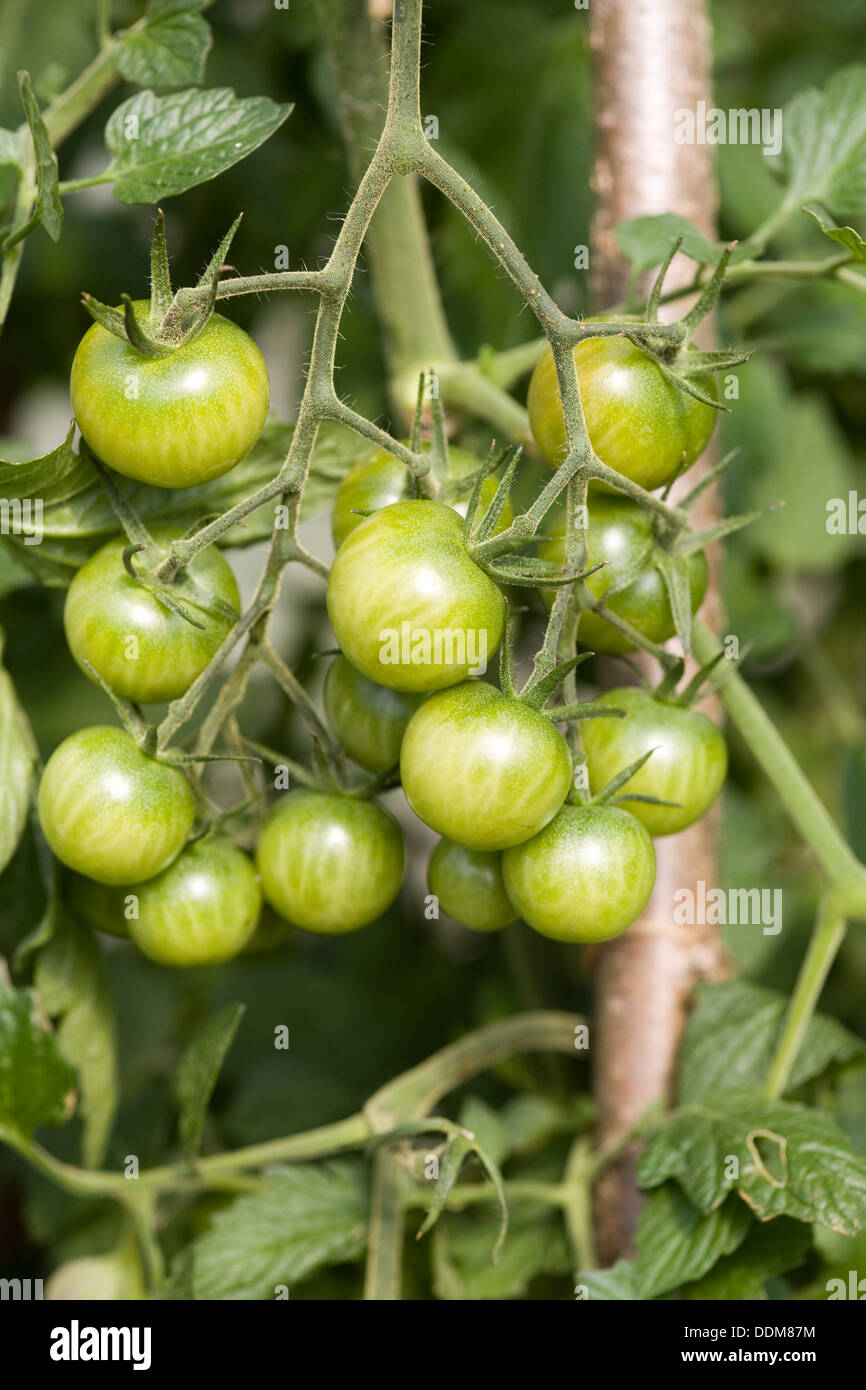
81,210,243,357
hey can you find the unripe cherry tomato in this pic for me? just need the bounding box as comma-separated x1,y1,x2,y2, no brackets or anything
37,726,195,885
527,336,716,490
428,838,516,932
70,303,270,489
127,837,261,967
503,803,656,942
539,494,708,654
331,443,512,548
324,655,426,773
326,500,505,693
580,686,728,836
64,526,239,702
255,790,404,934
400,681,573,849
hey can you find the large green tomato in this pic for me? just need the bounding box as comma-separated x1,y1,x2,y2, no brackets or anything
400,681,573,849
64,526,240,702
331,444,512,548
255,790,404,934
527,336,716,490
539,494,708,654
126,837,261,966
324,655,426,773
503,803,656,943
70,303,269,488
428,838,516,932
326,500,505,692
38,726,195,885
581,686,728,836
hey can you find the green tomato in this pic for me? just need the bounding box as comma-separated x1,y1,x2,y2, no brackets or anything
581,686,728,836
127,837,261,967
331,444,512,548
64,526,240,702
326,500,505,693
255,790,404,934
400,681,573,849
539,494,708,654
503,803,656,943
38,726,195,885
324,655,426,773
70,303,269,489
45,1252,147,1301
428,838,516,932
527,335,716,490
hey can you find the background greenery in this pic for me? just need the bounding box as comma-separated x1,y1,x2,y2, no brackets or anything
1,0,865,1299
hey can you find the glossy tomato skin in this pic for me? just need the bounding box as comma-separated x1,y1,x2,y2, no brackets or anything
70,303,269,489
324,655,426,773
38,726,195,885
503,803,656,943
581,686,728,836
331,444,511,548
428,838,516,932
255,790,404,934
326,500,505,693
64,526,240,702
527,336,716,490
539,495,708,654
400,681,573,850
127,837,261,966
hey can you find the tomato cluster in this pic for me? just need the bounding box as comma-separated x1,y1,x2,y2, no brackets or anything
38,309,726,966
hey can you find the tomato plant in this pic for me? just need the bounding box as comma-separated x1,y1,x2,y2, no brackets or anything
326,500,506,692
503,803,657,942
37,726,195,885
64,525,240,702
527,336,716,490
400,680,574,849
581,686,728,836
255,790,405,934
2,0,866,1319
70,304,270,489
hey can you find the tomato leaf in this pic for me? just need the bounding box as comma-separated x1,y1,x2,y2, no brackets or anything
432,1208,570,1301
0,639,38,876
34,908,118,1168
17,72,62,242
803,202,866,263
0,961,76,1142
638,1089,866,1233
634,1187,752,1300
579,1258,640,1300
767,65,866,218
103,86,292,204
175,1001,245,1161
0,422,365,589
117,0,212,89
189,1161,368,1299
615,213,749,271
679,981,864,1105
680,1216,811,1299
